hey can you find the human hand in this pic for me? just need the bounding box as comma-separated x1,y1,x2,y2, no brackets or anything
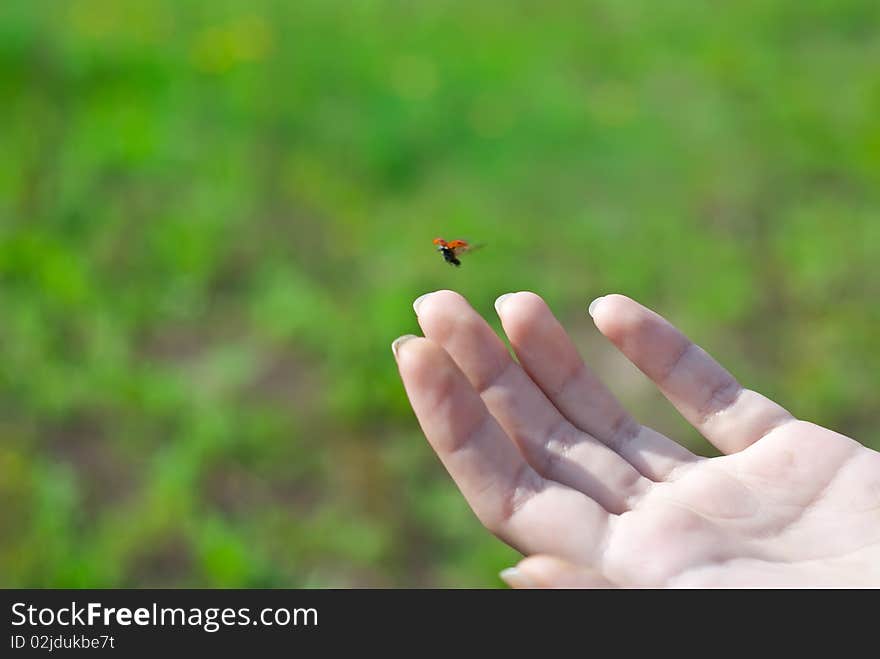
392,291,880,587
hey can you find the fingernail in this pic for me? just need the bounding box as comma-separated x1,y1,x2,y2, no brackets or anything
588,296,606,319
494,293,513,314
499,567,536,589
391,334,417,358
413,292,433,315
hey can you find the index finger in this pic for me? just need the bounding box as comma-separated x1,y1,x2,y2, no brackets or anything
392,334,611,564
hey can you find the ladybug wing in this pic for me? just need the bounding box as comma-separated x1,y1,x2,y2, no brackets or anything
447,239,471,255
450,240,486,256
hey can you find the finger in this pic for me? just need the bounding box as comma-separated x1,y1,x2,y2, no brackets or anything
413,290,651,514
393,335,610,563
501,555,619,589
589,294,794,454
495,291,698,481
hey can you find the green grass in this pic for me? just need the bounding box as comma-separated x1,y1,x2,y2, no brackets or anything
1,0,878,587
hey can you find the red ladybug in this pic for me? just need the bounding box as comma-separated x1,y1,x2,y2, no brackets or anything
433,238,480,267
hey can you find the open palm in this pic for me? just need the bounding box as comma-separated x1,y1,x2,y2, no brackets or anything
392,291,880,587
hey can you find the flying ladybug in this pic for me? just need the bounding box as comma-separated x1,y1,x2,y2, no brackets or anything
432,238,483,267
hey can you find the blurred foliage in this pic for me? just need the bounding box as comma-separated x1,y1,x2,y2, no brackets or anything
1,0,878,587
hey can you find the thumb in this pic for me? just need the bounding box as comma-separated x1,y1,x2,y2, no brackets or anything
500,555,618,589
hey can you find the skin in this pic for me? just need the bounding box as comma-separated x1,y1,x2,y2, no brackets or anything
391,291,880,588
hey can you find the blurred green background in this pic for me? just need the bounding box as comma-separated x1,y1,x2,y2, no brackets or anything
1,0,878,587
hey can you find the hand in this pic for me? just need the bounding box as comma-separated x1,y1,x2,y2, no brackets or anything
392,291,880,587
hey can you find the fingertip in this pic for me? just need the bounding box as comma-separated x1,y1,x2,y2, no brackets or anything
391,334,419,359
499,567,536,589
588,293,652,341
494,291,548,324
512,555,572,588
494,292,514,315
515,554,617,589
413,289,465,318
516,553,572,574
412,293,433,315
588,292,636,318
509,290,545,310
391,336,440,379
